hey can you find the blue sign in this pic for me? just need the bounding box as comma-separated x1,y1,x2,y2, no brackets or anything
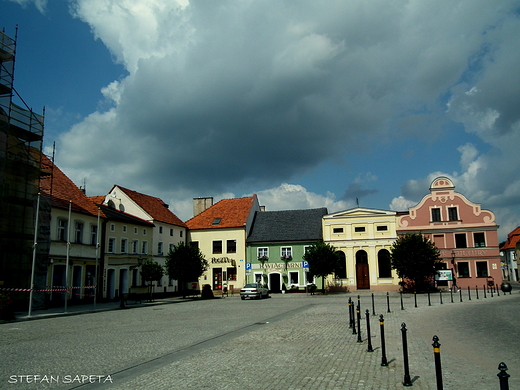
245,262,252,270
302,261,309,268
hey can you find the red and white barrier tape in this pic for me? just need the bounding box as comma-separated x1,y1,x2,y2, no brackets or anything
1,286,97,293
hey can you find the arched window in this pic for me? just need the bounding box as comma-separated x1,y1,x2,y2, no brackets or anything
335,251,347,279
378,249,392,278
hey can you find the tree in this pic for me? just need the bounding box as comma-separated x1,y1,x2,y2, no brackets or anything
390,233,441,291
165,242,208,298
139,259,165,301
303,241,340,294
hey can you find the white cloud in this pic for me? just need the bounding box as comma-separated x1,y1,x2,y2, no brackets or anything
9,0,47,13
252,183,352,214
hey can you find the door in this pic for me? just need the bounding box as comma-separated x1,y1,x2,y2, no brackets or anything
213,268,222,290
269,273,281,293
356,250,370,289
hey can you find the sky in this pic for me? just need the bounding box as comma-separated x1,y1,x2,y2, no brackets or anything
2,0,520,240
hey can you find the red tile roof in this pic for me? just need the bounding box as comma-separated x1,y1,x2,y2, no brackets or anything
114,185,187,227
186,195,257,230
40,154,101,217
502,227,520,250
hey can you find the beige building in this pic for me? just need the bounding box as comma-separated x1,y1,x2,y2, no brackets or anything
186,196,260,294
323,207,400,292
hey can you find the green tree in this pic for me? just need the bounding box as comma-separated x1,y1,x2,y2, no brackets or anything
140,259,165,301
165,242,208,298
390,233,441,291
303,241,340,294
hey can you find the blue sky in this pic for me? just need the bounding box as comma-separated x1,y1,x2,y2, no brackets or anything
3,0,520,240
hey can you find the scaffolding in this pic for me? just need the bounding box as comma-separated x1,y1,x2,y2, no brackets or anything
0,27,46,307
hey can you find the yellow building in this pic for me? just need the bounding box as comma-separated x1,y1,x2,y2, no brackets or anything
323,207,400,292
186,196,260,294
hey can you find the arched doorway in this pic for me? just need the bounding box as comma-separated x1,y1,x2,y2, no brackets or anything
356,250,370,289
269,273,281,293
336,251,347,279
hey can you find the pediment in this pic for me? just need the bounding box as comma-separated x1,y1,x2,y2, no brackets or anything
325,207,396,219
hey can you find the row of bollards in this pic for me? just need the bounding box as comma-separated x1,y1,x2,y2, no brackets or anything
348,294,512,388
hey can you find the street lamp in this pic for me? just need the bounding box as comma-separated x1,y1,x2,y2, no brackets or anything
451,250,456,264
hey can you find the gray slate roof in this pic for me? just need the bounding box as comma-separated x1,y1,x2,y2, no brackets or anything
247,208,327,243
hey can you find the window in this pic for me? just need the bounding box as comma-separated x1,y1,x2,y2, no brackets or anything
227,267,237,281
169,243,175,253
158,242,163,255
143,229,147,235
281,247,292,259
212,218,221,225
90,225,97,246
74,222,84,243
170,228,174,236
354,226,366,233
213,240,223,254
448,207,458,221
289,271,299,285
121,239,127,253
474,232,486,247
190,241,199,249
476,261,488,277
141,241,148,254
455,233,467,248
58,219,67,241
457,262,470,278
108,238,116,253
227,240,237,253
378,249,392,278
335,251,347,279
431,208,441,222
122,225,127,233
333,227,344,233
159,226,163,234
180,230,183,238
258,248,268,258
132,240,139,254
110,224,115,232
134,227,138,234
376,225,388,231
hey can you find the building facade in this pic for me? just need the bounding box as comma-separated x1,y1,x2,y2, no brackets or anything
500,227,519,282
323,208,400,292
246,208,327,292
187,196,260,293
397,176,502,290
100,185,187,296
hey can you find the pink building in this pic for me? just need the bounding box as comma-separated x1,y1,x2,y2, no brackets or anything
397,176,501,290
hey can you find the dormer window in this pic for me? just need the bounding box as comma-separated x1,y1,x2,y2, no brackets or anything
212,218,221,225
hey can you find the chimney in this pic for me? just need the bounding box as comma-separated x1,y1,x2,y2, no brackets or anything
193,197,213,216
260,205,266,212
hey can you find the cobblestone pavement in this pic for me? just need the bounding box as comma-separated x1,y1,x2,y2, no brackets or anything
2,289,519,390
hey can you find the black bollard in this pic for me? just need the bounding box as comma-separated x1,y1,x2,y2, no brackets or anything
357,304,363,343
432,335,443,390
371,293,376,316
358,294,361,308
428,289,431,306
348,298,353,329
476,285,479,299
491,285,494,298
459,289,463,303
380,314,388,366
467,286,471,301
387,291,391,313
439,290,443,305
483,284,487,298
414,290,417,308
497,362,510,390
365,310,374,352
400,291,404,310
401,323,413,386
351,302,357,335
450,288,454,303
496,283,500,297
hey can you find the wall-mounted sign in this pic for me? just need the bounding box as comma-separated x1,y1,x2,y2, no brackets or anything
435,270,453,281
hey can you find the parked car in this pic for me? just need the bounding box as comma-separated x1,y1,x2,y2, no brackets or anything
240,283,269,300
